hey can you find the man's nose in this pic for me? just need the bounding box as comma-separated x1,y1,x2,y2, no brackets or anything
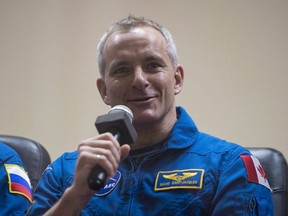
131,67,149,90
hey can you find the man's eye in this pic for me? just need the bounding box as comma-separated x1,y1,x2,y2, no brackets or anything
113,67,129,75
146,63,162,71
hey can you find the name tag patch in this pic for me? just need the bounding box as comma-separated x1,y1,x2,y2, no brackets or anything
154,169,204,191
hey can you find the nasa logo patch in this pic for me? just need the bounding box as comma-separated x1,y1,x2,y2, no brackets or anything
95,171,121,196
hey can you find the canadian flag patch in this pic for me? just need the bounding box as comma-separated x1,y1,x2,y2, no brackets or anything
240,155,271,191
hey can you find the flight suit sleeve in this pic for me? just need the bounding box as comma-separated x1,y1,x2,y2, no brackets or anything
0,155,32,215
27,154,74,215
210,148,273,215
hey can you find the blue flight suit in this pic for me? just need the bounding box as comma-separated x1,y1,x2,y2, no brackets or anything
0,142,32,215
29,107,273,215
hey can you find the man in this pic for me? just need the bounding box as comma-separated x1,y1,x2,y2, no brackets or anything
29,16,273,215
0,141,32,215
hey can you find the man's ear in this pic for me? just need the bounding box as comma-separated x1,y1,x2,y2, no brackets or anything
96,78,110,105
174,65,184,95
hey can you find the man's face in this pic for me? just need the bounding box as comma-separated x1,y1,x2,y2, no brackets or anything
97,26,183,126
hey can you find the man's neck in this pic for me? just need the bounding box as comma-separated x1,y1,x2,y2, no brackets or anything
131,114,177,150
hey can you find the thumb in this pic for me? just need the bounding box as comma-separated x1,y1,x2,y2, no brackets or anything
120,144,130,161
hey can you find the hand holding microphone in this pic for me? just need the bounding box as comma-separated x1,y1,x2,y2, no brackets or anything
88,105,137,190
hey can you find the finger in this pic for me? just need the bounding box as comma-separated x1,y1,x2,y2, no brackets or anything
79,133,121,152
120,144,131,161
94,154,116,178
79,134,121,165
79,144,120,174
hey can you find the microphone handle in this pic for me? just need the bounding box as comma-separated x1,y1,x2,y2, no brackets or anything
88,166,107,190
88,129,121,190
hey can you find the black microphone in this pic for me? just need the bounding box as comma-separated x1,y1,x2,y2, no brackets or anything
88,105,137,190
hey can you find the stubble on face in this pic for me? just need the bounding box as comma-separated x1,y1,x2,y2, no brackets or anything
98,27,182,138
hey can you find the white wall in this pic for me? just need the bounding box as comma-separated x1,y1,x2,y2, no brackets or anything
1,0,287,161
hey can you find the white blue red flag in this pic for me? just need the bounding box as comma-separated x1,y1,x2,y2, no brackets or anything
5,164,32,202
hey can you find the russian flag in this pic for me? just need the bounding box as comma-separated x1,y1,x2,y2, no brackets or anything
240,155,271,191
5,164,32,202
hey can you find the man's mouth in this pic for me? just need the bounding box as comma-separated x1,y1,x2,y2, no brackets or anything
129,95,156,102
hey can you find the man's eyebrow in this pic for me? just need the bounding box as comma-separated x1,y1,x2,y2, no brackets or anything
109,60,129,69
144,55,165,62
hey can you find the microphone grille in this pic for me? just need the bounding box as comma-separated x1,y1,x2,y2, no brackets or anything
109,105,133,122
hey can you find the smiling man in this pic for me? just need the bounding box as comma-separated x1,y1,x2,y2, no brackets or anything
28,16,273,215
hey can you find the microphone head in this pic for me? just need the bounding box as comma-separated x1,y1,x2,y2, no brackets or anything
109,105,133,122
95,105,137,144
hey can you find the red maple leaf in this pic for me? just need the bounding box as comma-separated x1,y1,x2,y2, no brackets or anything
257,165,267,179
